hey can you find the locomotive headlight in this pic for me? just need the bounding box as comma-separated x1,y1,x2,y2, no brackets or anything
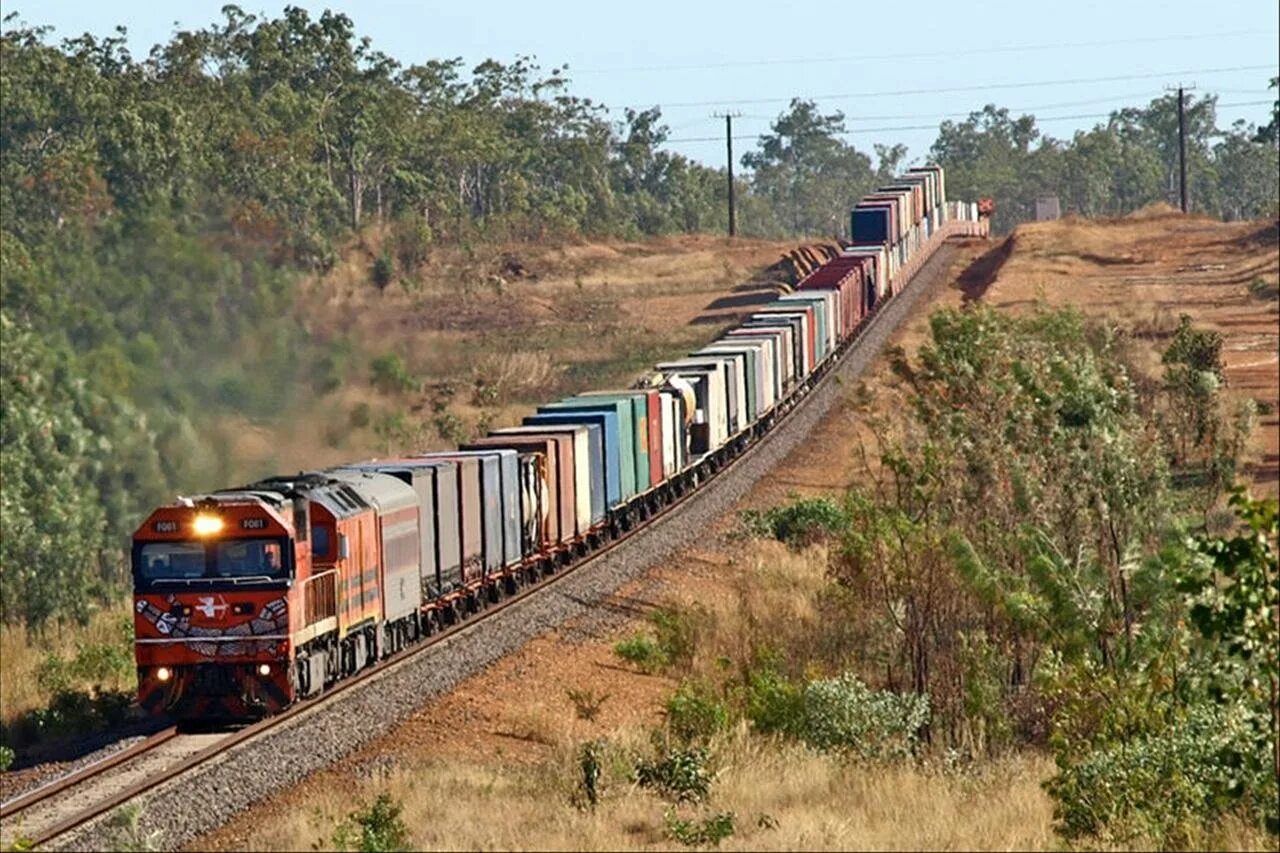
155,666,172,682
257,663,271,677
192,514,224,536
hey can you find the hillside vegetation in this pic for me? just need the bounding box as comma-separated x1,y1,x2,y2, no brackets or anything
197,306,1278,851
2,8,1277,634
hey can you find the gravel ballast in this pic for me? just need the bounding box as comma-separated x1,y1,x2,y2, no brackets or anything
59,242,963,851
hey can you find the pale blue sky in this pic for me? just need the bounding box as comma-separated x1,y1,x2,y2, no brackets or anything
8,1,1279,168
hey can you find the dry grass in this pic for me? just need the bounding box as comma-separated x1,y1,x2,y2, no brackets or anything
0,600,134,726
235,731,1060,852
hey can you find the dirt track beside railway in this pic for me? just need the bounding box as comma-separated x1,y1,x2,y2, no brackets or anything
55,242,969,851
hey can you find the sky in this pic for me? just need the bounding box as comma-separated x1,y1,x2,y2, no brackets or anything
10,1,1280,170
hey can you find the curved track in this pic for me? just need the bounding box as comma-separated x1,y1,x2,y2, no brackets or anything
21,233,976,851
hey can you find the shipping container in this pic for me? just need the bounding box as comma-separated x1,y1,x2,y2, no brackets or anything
751,305,815,376
657,389,683,476
410,453,485,583
461,436,555,555
741,315,803,383
725,328,786,401
490,425,594,534
539,399,636,501
728,326,792,394
523,411,617,511
689,351,748,431
702,337,774,414
413,451,511,573
655,362,727,454
338,459,462,599
693,346,758,423
907,165,946,209
779,292,836,359
577,392,655,491
851,204,892,244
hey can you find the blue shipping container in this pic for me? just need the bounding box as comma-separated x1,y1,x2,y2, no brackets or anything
539,400,637,500
851,207,890,244
524,412,619,511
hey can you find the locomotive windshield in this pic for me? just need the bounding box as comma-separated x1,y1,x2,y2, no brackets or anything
135,538,291,584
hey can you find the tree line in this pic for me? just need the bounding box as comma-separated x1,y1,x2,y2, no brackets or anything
1,6,1277,628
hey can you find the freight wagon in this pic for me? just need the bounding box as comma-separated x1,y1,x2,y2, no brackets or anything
131,166,987,720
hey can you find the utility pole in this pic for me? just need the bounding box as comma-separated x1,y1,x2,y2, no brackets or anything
1167,83,1196,212
713,112,742,236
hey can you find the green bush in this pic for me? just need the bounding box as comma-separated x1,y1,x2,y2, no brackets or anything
651,606,700,671
371,252,395,291
666,681,729,744
1047,701,1278,846
614,634,666,673
743,666,805,737
370,354,418,395
742,496,850,548
799,673,929,759
333,792,410,853
635,746,713,803
665,810,735,847
0,745,13,772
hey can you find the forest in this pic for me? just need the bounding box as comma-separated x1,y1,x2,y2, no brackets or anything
1,5,1277,631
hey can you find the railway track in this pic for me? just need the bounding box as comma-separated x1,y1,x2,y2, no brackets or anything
5,233,975,851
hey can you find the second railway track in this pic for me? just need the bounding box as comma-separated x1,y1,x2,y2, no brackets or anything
19,238,973,852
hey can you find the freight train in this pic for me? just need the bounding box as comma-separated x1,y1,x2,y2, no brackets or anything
131,168,987,720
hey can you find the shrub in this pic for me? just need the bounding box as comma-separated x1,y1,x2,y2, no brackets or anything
333,792,410,853
106,802,162,852
370,354,417,395
0,744,13,772
371,252,395,291
666,681,729,744
577,739,605,809
665,810,736,847
391,214,433,274
614,634,666,673
432,411,465,444
799,673,930,759
1047,701,1278,846
743,666,805,737
742,496,849,548
635,746,713,803
1246,276,1278,301
566,687,610,722
651,606,700,671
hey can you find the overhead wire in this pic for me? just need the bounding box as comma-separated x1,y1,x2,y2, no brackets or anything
659,100,1275,144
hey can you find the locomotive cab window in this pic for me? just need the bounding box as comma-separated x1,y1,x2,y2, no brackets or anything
137,542,205,581
133,537,291,583
214,539,288,578
311,525,331,559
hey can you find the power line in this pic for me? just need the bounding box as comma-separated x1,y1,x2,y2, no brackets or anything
573,30,1265,75
646,64,1275,110
660,100,1274,144
812,91,1167,124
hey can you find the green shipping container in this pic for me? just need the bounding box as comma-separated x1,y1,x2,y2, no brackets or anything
577,392,651,492
539,397,638,500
